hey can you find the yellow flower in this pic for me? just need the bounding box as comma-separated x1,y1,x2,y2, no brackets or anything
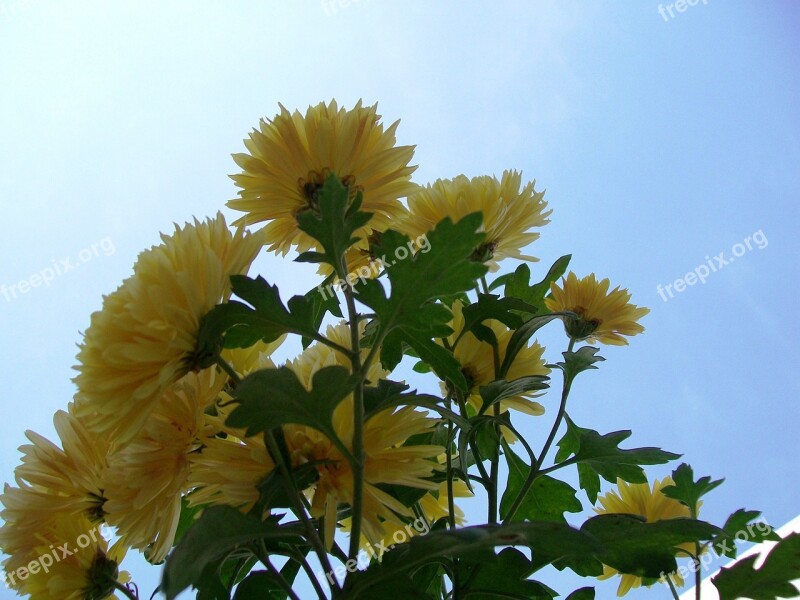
594,478,695,596
228,100,417,255
0,411,108,560
103,369,225,563
3,513,129,599
545,272,650,346
73,213,263,444
284,322,443,547
400,170,550,271
446,301,549,417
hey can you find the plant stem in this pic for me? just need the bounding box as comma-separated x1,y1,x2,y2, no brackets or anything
112,582,138,600
215,355,241,384
666,575,681,600
289,549,329,600
342,271,365,562
503,338,574,523
256,548,302,600
263,431,340,594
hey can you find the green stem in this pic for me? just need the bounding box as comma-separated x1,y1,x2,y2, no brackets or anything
289,548,329,600
665,575,681,600
342,271,365,563
215,355,241,384
503,339,574,523
263,431,340,594
112,581,138,600
256,547,302,600
480,276,490,295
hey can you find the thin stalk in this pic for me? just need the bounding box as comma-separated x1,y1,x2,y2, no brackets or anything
263,431,340,594
256,547,302,600
666,575,681,600
289,549,329,600
112,582,138,600
503,338,575,522
342,271,365,562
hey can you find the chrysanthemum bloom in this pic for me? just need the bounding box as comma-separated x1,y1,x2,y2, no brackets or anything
0,411,109,560
444,301,550,417
341,480,472,555
73,213,263,444
103,369,226,563
283,322,443,547
595,478,696,596
227,100,417,256
399,170,551,271
545,272,650,346
4,513,129,599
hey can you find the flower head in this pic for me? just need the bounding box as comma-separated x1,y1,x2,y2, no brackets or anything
595,478,695,596
400,170,550,271
103,369,225,563
445,301,550,417
545,272,649,345
228,100,417,255
73,213,263,444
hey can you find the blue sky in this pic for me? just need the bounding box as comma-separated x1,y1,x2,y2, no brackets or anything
1,1,798,598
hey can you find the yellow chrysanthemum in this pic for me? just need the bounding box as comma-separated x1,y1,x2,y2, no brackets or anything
594,478,695,596
283,322,443,547
3,513,129,600
228,100,417,255
400,170,550,271
103,369,225,563
545,272,650,346
445,300,550,417
73,213,263,444
0,411,108,562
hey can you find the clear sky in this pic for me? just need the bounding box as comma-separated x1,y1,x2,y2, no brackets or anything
1,1,798,599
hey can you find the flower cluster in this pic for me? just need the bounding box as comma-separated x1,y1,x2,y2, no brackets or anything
1,100,657,599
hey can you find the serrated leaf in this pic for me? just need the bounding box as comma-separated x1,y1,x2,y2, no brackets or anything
582,513,722,579
295,174,373,271
478,376,550,415
460,548,557,599
226,366,357,462
555,416,680,503
661,463,724,514
355,214,487,388
456,294,532,344
554,346,605,385
713,509,781,558
712,532,800,600
363,378,470,430
499,314,564,378
340,521,600,599
161,506,305,600
500,444,582,523
490,255,571,314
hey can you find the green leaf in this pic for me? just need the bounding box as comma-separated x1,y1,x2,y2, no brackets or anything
499,314,564,378
712,532,800,600
196,275,328,364
555,416,680,503
478,376,550,415
553,346,605,386
712,509,781,558
582,513,721,579
340,521,600,599
226,366,357,462
456,294,532,344
387,327,468,392
500,444,582,523
460,548,557,599
295,173,373,271
490,255,571,314
356,214,488,388
661,463,724,514
161,506,304,600
363,379,470,430
564,587,595,600
232,570,288,600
